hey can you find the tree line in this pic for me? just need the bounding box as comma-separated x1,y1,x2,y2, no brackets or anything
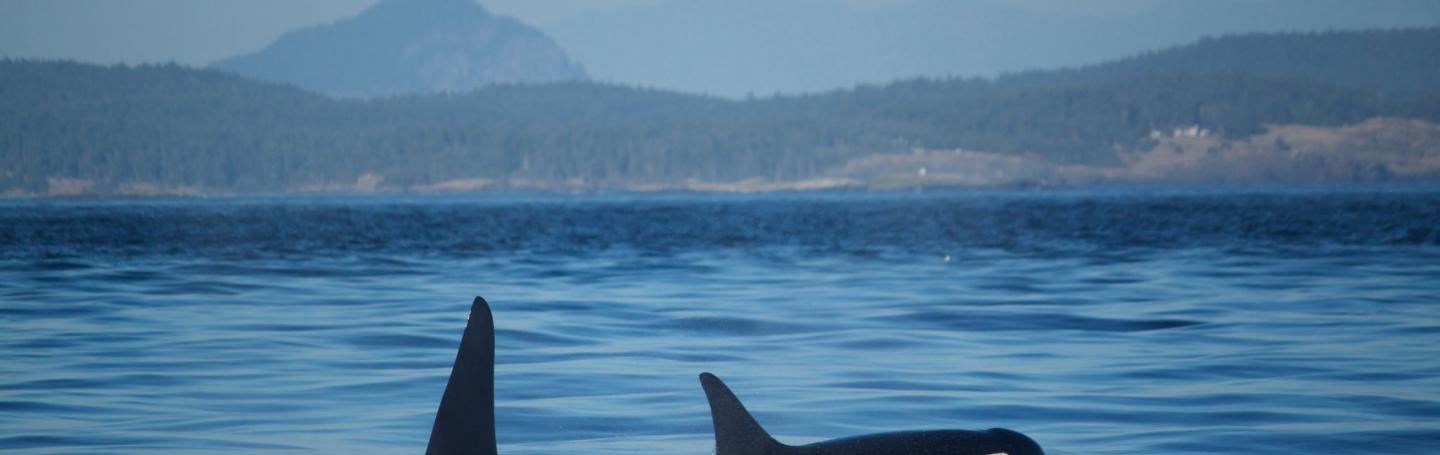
2,28,1437,194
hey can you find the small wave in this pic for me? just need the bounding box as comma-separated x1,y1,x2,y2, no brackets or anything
658,316,814,336
343,333,457,349
881,310,1203,332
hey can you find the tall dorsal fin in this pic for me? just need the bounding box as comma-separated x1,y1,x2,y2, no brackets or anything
427,297,497,455
700,373,785,455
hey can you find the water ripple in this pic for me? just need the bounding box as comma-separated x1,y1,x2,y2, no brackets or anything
2,189,1439,454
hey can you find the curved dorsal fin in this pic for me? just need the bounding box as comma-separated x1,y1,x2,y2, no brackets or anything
427,297,497,455
700,373,785,455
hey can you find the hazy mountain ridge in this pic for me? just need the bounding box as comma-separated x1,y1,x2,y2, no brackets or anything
4,28,1439,196
999,27,1440,95
211,0,586,98
548,0,1440,97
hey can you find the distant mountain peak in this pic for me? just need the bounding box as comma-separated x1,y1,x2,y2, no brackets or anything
212,0,587,98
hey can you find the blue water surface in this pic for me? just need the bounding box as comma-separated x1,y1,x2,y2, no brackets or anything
2,187,1438,454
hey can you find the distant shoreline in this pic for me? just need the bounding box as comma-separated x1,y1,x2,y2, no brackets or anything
6,180,1439,202
8,27,1440,198
10,117,1438,199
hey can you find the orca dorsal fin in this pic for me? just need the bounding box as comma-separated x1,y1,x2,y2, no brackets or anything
700,373,785,455
427,297,497,455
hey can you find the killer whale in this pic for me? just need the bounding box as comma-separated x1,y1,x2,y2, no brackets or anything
700,373,1045,455
423,297,1045,455
426,297,497,455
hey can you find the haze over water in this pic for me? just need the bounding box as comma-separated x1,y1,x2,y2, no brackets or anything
2,187,1438,454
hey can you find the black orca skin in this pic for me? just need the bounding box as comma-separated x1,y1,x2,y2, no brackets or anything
700,373,1045,455
426,297,497,455
423,297,1045,455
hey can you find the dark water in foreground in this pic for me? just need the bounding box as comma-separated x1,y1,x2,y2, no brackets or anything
2,188,1439,454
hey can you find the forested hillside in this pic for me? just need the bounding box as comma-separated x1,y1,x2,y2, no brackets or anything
3,28,1439,195
1001,27,1440,95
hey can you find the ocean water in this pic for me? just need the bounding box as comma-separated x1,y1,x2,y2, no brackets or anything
2,187,1439,454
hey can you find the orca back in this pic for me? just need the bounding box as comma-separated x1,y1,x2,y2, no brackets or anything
794,428,1044,455
426,297,497,455
700,373,1045,455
